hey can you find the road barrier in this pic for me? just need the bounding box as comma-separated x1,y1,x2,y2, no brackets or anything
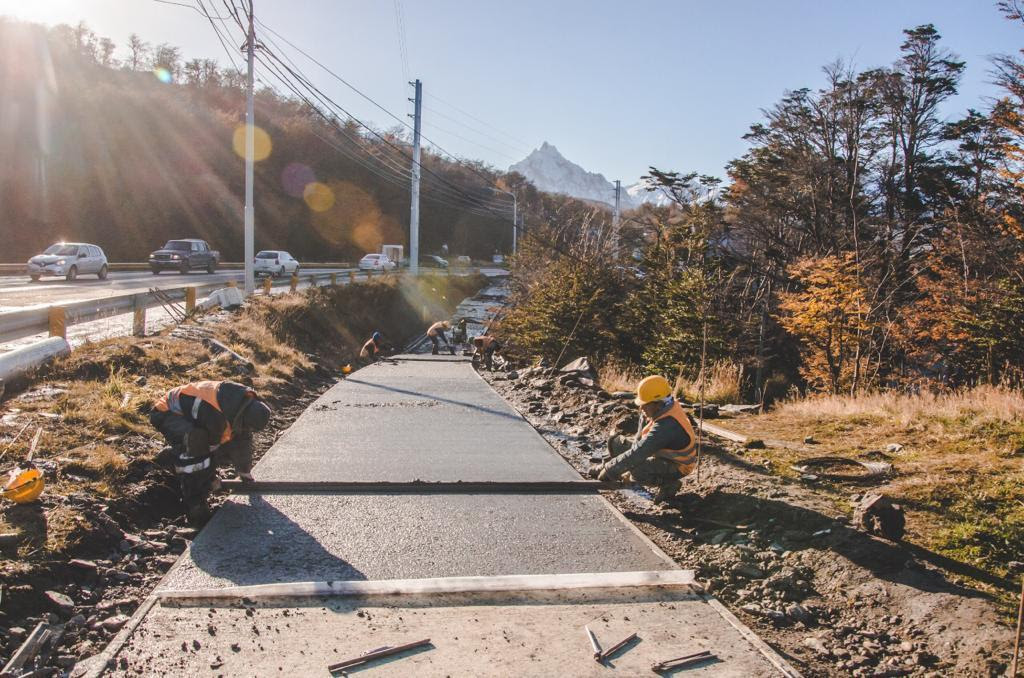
0,336,71,384
0,261,353,275
0,268,485,345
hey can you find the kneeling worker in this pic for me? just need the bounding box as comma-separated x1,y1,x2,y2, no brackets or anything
359,331,387,364
472,333,502,371
595,375,696,503
150,380,271,523
426,320,454,355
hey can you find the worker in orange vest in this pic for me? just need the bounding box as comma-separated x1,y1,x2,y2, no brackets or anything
150,380,271,523
594,375,696,503
472,333,502,371
426,320,454,355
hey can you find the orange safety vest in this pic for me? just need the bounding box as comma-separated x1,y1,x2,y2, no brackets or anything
154,381,234,444
640,400,698,476
474,335,498,350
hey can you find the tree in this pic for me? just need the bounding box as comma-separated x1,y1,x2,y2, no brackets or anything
151,43,182,79
97,37,117,67
125,33,148,71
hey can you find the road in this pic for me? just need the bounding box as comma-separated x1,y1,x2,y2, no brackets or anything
0,268,352,311
87,345,797,675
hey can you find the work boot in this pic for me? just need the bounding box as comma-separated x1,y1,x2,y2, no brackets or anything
238,472,254,483
652,478,682,504
186,498,212,525
431,346,439,355
449,346,456,356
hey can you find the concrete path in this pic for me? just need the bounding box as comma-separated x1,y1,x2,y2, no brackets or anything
97,350,798,676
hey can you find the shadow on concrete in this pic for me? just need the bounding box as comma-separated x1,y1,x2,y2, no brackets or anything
346,378,524,423
188,495,366,586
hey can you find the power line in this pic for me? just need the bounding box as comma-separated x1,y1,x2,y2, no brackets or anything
422,104,530,154
427,91,533,148
421,121,521,162
393,0,410,81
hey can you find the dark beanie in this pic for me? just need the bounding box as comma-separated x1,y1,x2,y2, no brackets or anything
242,399,271,432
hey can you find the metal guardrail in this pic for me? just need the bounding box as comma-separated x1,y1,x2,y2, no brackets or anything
0,267,481,344
0,261,353,275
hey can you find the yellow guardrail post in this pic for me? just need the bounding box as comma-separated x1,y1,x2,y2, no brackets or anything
349,271,356,284
290,273,299,292
185,287,196,314
132,296,146,337
48,307,66,340
330,273,337,286
263,277,272,295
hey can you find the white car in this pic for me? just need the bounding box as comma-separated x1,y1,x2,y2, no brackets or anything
27,243,108,281
358,253,397,271
254,250,300,277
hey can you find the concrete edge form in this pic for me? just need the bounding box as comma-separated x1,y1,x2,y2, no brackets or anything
704,595,803,678
220,479,622,494
76,595,157,678
157,569,698,603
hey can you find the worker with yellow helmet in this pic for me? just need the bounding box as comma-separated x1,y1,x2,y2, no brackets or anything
2,461,44,504
595,375,697,503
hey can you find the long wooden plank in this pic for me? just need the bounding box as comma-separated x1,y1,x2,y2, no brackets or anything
159,569,697,603
219,479,622,494
698,421,749,443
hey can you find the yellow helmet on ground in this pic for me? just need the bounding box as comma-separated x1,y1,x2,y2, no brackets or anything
635,375,672,406
3,465,44,504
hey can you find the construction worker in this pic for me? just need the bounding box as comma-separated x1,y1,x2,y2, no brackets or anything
451,318,469,350
359,331,387,364
426,320,454,355
150,380,271,523
594,375,696,503
472,333,502,371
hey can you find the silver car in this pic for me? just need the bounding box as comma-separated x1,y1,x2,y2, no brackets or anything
27,243,109,281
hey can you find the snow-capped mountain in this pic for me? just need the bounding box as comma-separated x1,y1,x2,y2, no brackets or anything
509,142,676,210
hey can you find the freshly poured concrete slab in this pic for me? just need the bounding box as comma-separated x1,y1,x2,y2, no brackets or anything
157,492,672,591
254,356,579,482
111,588,783,677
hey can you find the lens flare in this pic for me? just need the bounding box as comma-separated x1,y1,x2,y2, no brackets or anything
282,162,315,198
232,124,272,162
153,67,173,84
303,182,335,212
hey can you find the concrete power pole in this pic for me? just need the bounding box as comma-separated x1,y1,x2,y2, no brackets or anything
243,1,255,295
408,79,422,277
612,179,621,256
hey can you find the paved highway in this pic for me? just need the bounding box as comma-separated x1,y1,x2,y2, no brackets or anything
0,268,352,311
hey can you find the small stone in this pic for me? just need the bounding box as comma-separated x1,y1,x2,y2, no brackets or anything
45,590,75,613
68,614,87,627
69,559,98,572
101,614,130,632
8,626,27,641
740,603,761,615
885,443,904,454
803,435,815,444
731,563,765,579
192,639,201,650
230,642,241,652
786,604,812,623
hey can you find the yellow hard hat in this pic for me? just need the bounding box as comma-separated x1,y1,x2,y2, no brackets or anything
3,466,44,504
635,375,672,406
342,364,353,374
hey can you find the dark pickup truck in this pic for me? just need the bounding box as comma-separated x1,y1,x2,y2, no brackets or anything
149,239,220,274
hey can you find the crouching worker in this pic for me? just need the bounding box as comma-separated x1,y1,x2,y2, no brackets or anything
595,375,696,503
150,380,271,523
359,331,388,364
472,333,502,371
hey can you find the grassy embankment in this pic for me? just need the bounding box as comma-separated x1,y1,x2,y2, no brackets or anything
0,273,486,557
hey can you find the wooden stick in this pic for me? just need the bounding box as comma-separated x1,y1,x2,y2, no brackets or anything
1012,576,1023,678
328,638,431,672
652,649,712,672
598,631,637,661
1,622,49,675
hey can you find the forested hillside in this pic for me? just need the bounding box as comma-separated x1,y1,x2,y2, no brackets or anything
505,12,1024,393
0,17,513,262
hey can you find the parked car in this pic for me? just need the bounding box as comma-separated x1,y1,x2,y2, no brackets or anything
254,250,300,277
455,255,472,267
358,253,397,271
149,239,219,274
27,243,108,281
419,255,449,269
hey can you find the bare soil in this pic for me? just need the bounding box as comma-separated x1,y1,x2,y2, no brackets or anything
482,367,1016,677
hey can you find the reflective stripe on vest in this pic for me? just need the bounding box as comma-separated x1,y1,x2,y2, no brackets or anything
155,381,233,444
640,400,697,475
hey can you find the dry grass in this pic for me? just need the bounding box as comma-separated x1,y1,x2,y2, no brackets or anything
598,361,641,393
677,361,744,404
723,385,1024,579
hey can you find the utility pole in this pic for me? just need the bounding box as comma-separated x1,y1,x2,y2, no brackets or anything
612,179,621,256
243,1,255,295
408,79,422,277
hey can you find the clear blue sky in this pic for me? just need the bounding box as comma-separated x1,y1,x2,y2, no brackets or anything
1,1,1020,183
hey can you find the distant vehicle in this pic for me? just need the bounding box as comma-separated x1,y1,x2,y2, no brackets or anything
254,250,300,277
27,243,108,281
358,253,397,271
492,254,504,264
381,244,404,267
419,255,449,269
455,255,472,267
149,239,219,274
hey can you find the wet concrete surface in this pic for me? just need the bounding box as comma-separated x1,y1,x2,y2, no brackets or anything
157,492,672,590
254,355,579,482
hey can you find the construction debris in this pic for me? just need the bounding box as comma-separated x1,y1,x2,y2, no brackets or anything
598,631,638,662
327,637,432,673
790,456,892,482
651,649,714,672
853,493,906,541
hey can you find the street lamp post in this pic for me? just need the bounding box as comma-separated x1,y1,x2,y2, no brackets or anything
484,187,517,256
